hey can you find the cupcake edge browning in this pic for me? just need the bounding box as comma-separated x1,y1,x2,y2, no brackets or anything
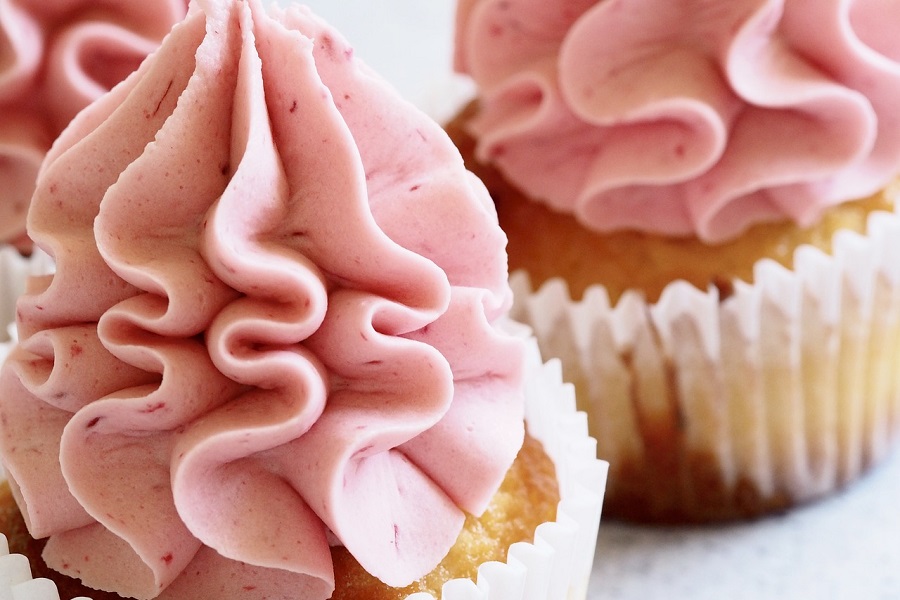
446,102,897,306
448,103,900,522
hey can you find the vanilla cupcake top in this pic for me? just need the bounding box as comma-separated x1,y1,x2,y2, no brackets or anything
0,0,188,246
456,0,900,242
0,1,524,598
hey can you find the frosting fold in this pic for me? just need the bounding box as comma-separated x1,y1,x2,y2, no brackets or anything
456,0,900,242
0,1,523,598
0,0,188,246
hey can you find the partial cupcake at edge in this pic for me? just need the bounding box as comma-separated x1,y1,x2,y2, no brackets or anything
0,0,606,599
0,0,189,250
0,0,190,365
448,0,900,522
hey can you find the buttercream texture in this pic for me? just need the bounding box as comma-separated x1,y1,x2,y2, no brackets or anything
0,1,524,598
0,0,188,245
456,0,900,242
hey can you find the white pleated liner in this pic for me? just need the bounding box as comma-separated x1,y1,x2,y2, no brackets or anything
0,534,91,600
511,205,900,512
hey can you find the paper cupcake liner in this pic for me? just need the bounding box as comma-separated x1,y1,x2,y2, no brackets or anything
0,319,607,599
510,206,900,521
0,534,91,600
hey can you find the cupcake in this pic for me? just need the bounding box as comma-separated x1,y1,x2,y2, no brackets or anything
450,0,900,521
0,1,607,598
0,0,188,249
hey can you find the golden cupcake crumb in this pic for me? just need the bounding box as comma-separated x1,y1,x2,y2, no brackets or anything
447,103,897,304
330,432,559,599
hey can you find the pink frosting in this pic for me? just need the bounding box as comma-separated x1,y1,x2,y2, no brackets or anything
456,0,900,243
0,0,188,246
0,1,524,598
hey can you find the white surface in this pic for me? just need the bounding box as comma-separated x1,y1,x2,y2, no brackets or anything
590,448,900,600
292,3,900,599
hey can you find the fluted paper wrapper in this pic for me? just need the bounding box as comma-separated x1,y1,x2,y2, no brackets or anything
510,207,900,522
0,534,91,600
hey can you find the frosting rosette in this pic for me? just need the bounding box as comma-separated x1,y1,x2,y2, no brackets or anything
0,0,188,246
0,0,524,598
455,0,900,242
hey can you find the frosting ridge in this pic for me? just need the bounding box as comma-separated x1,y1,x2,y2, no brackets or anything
0,1,524,598
456,0,900,242
0,0,188,246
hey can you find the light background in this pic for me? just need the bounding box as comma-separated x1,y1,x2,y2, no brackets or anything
283,2,900,598
278,0,468,120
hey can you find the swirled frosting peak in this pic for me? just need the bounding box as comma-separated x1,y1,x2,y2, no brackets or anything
0,0,188,246
0,1,524,598
456,0,900,243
